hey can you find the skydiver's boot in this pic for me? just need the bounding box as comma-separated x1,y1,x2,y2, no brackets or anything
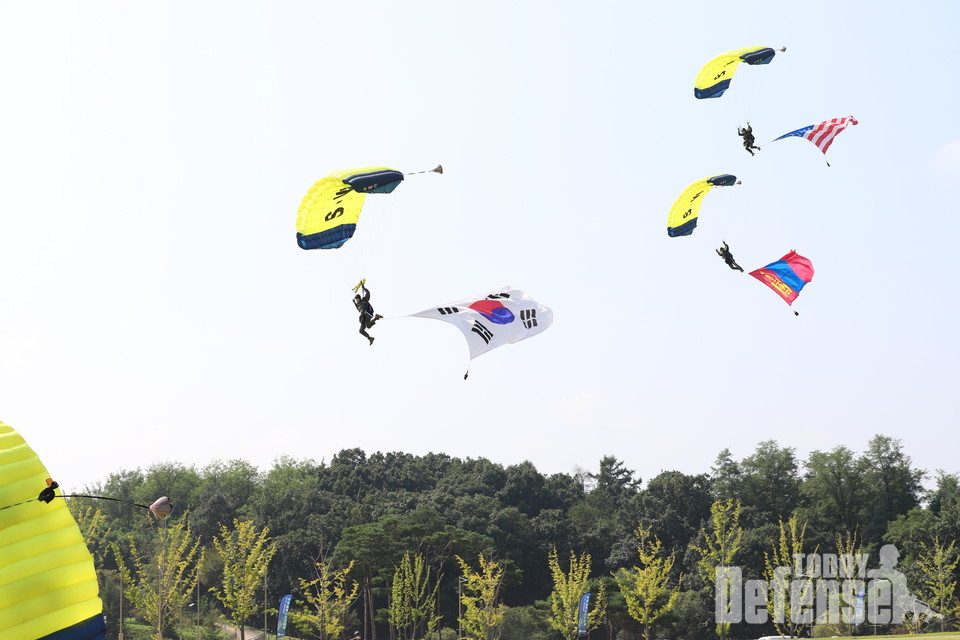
374,314,382,321
369,336,375,346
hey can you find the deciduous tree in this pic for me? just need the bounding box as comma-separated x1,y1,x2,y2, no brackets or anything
457,554,506,640
915,535,960,632
691,498,743,640
390,552,440,640
800,447,866,534
861,435,925,542
209,519,277,640
547,549,606,640
294,560,360,640
615,525,681,640
764,515,816,639
114,518,203,640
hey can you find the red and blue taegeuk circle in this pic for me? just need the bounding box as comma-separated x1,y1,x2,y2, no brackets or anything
468,300,515,325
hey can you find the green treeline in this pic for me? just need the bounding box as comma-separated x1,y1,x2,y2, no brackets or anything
81,435,960,640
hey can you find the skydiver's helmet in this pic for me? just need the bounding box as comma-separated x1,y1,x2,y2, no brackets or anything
353,294,362,309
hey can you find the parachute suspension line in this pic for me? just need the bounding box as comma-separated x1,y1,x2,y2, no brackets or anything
0,479,173,521
716,195,733,246
747,46,784,125
60,494,152,509
720,181,743,242
0,493,151,512
738,46,786,129
358,178,398,276
405,164,443,176
741,69,755,126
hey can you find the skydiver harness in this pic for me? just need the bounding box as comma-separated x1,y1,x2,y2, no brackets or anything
355,292,376,326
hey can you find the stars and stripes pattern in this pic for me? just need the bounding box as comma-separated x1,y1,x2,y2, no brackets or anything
773,116,858,155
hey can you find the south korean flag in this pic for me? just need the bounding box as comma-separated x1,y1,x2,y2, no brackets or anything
411,286,554,367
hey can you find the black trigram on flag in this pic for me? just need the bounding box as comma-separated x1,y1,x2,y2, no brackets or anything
486,292,510,300
471,320,494,344
520,309,538,329
437,307,460,315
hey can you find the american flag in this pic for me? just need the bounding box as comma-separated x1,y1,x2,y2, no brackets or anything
772,115,858,155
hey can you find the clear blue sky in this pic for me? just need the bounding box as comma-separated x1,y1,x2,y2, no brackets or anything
1,1,957,491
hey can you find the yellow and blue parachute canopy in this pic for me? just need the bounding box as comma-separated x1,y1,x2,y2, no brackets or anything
296,166,405,250
0,421,106,640
694,46,779,99
667,174,739,237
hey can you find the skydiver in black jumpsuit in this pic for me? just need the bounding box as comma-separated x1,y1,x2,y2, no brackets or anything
354,284,383,345
716,242,744,272
738,123,761,156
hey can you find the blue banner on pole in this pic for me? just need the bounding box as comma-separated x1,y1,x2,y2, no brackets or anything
577,592,591,637
854,587,865,626
277,594,293,638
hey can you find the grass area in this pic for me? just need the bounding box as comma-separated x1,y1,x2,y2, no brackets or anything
835,634,960,640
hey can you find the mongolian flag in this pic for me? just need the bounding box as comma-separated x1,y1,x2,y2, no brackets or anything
749,251,814,309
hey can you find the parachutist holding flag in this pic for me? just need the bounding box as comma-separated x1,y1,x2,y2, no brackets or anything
738,123,761,155
353,280,383,345
716,242,744,272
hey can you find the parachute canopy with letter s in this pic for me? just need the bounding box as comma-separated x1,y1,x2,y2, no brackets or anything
667,174,739,237
296,166,405,250
694,46,780,99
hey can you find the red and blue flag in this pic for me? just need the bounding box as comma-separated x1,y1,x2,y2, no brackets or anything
749,251,814,306
772,116,858,156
